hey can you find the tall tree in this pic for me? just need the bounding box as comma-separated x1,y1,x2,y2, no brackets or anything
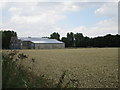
50,32,60,41
74,33,84,47
61,37,68,47
66,32,74,47
1,30,17,49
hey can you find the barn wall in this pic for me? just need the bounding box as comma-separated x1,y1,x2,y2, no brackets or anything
21,41,35,49
10,37,65,49
35,43,65,49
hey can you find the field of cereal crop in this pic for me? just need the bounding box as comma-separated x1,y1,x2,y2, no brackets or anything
5,48,119,88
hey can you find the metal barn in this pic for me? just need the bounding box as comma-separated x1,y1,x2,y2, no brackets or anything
10,37,65,49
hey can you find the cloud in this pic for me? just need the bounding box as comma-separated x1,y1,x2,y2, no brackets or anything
72,19,118,37
0,0,7,9
10,14,65,24
95,2,118,17
6,2,82,25
1,0,119,3
9,7,22,12
2,2,80,37
1,2,118,38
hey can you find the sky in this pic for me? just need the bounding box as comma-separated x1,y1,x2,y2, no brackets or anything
0,0,119,38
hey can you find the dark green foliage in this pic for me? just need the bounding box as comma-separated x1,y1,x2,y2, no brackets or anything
2,52,51,88
2,51,79,88
1,30,120,49
0,30,17,49
74,33,84,47
2,54,28,88
50,32,60,41
91,34,120,47
61,37,68,47
66,32,75,47
61,32,120,48
61,32,75,47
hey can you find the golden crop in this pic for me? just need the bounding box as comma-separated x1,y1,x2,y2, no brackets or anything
3,48,118,88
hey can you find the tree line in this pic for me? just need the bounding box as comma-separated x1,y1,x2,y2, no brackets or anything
0,30,120,49
50,32,120,47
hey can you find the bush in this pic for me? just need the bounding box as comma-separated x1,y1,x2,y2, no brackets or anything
2,50,79,89
2,51,50,88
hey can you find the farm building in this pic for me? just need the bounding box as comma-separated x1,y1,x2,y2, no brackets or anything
10,37,65,49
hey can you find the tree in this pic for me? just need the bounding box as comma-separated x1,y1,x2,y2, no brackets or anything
74,33,84,47
91,34,120,47
61,37,68,47
50,32,60,41
66,32,74,47
1,30,17,49
62,32,120,48
83,36,91,47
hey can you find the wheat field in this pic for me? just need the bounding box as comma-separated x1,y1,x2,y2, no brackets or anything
3,48,118,88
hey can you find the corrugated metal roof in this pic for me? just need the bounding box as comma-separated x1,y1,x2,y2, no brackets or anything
18,37,64,44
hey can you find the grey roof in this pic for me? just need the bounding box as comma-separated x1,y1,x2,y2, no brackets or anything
18,37,64,44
